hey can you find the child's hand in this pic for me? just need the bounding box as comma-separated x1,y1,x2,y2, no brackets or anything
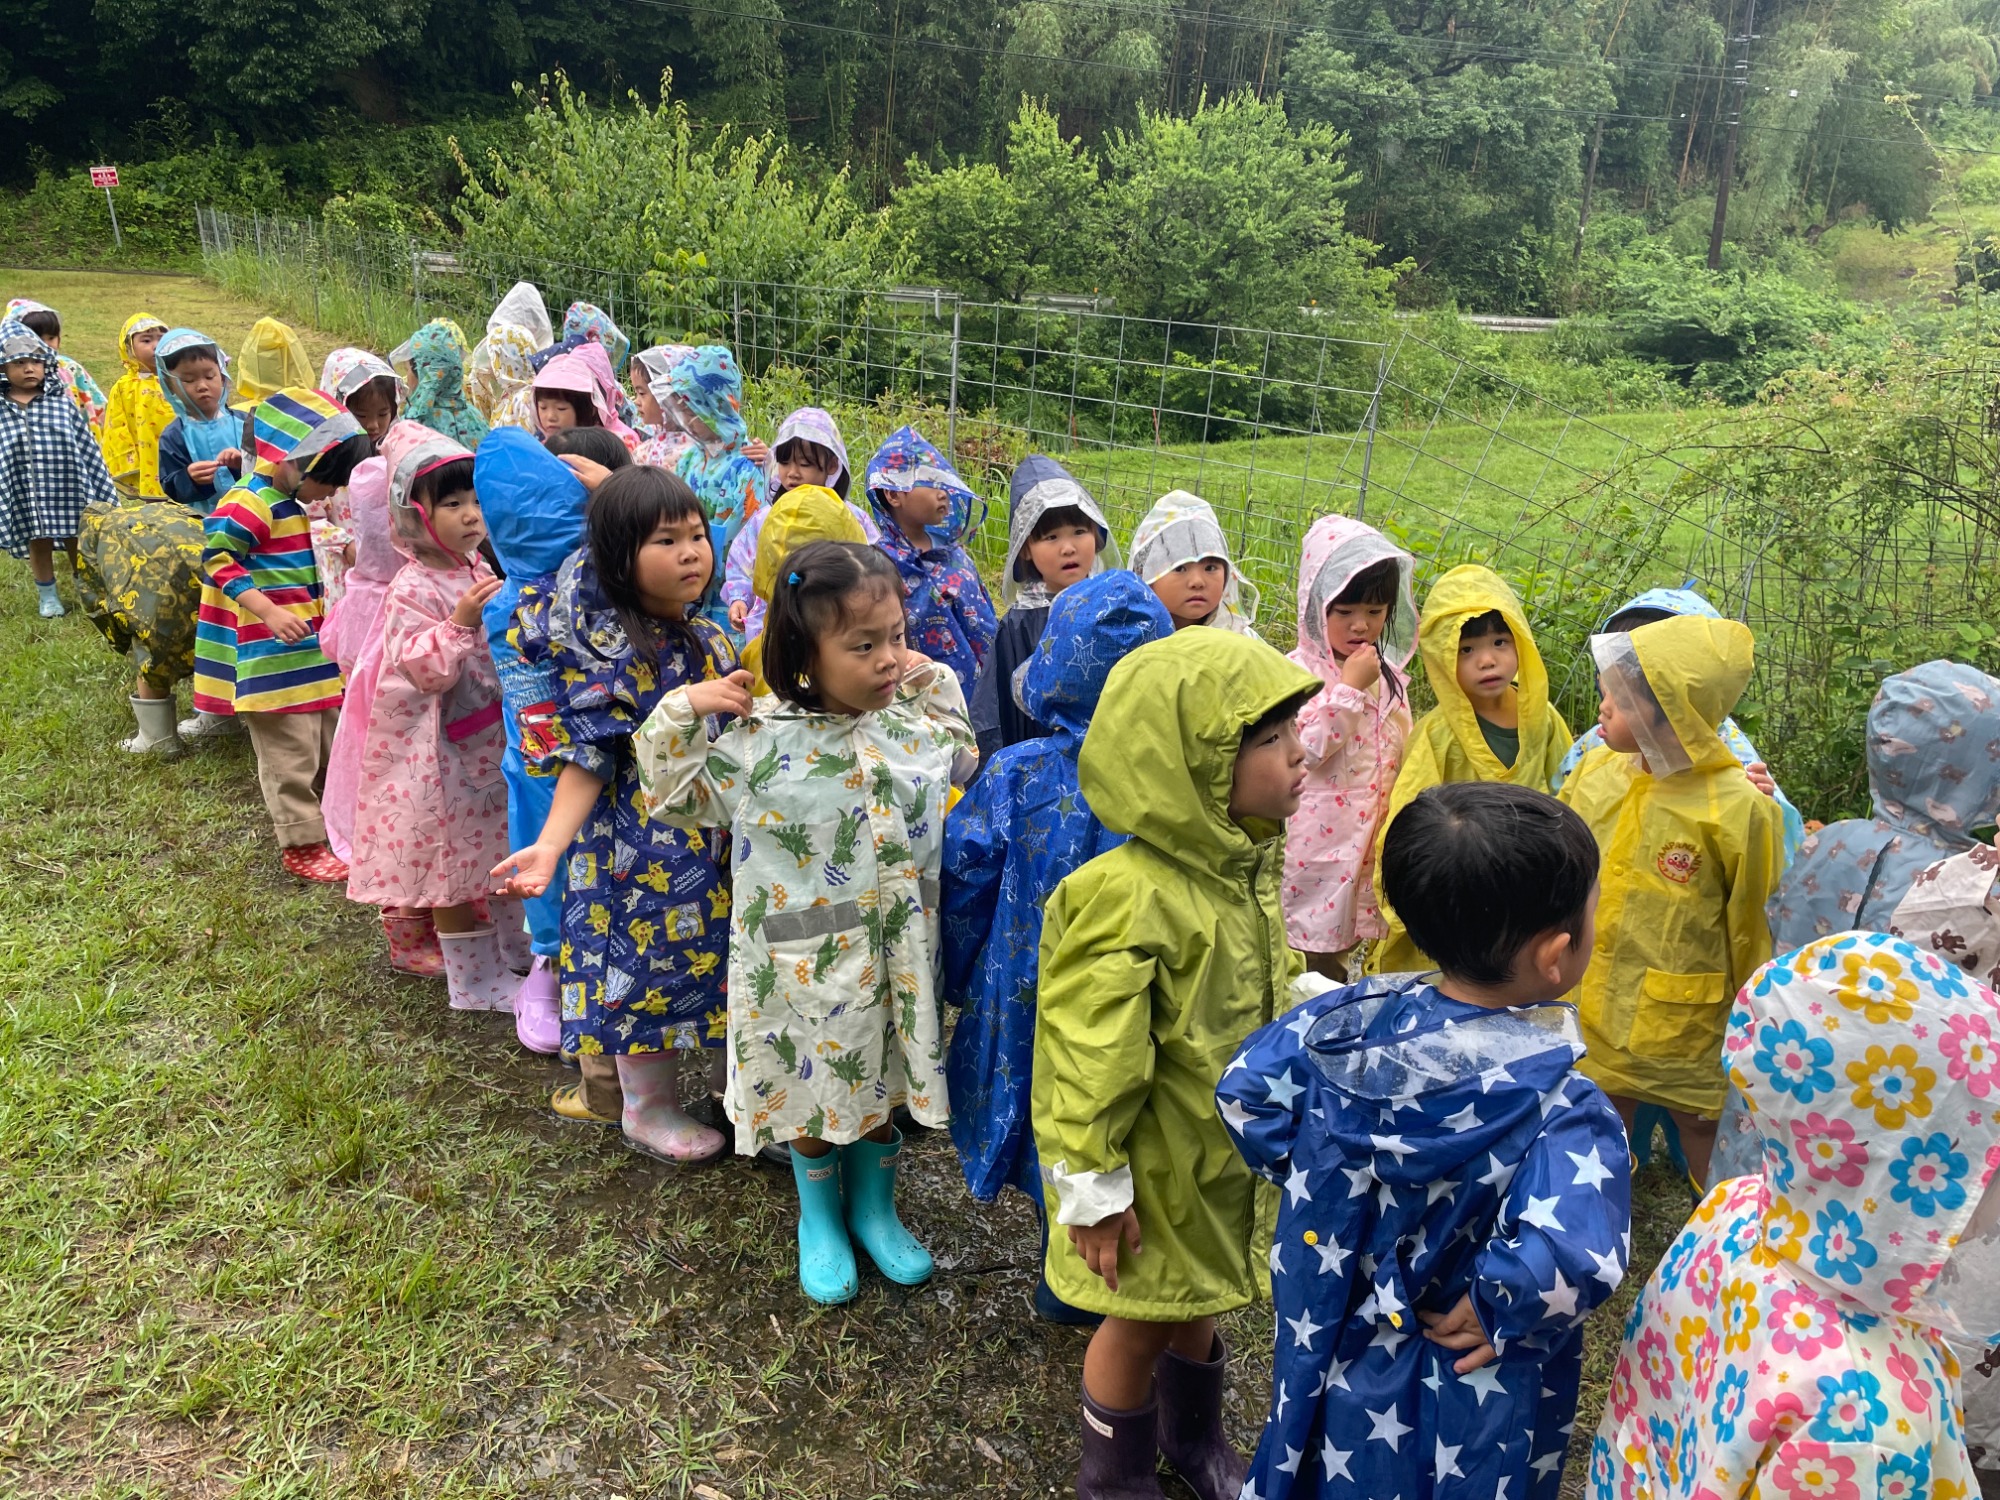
685,670,755,720
728,599,750,629
492,843,558,898
1068,1208,1142,1291
557,454,614,491
217,448,243,471
744,439,771,465
252,595,312,644
188,460,221,485
452,576,504,628
1419,1293,1497,1374
1339,643,1381,690
1746,760,1778,797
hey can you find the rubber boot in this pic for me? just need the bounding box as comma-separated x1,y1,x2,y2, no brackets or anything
513,955,561,1054
177,708,242,742
791,1146,859,1305
120,695,183,757
439,927,516,1011
36,580,64,617
490,895,532,975
382,908,444,977
839,1129,933,1286
1077,1385,1166,1500
616,1052,725,1165
1153,1336,1247,1500
1034,1206,1105,1325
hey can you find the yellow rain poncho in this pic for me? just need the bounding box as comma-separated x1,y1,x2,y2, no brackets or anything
233,318,313,406
1370,564,1572,973
97,312,173,497
1560,614,1784,1115
738,485,869,695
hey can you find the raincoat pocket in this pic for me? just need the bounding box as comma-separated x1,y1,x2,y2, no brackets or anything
1629,967,1728,1057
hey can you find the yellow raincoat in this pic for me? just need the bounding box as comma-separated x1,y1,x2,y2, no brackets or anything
97,312,174,497
1369,565,1572,973
233,318,314,407
738,485,868,695
1560,614,1784,1115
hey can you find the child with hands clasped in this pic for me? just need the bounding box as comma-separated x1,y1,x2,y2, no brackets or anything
1221,782,1631,1500
1031,627,1318,1500
633,540,978,1305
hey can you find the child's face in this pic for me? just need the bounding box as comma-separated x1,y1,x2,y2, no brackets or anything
1151,558,1228,629
172,355,225,418
1026,519,1098,593
774,443,833,495
1599,688,1642,754
811,584,910,716
129,327,163,367
1457,628,1518,709
537,393,580,434
888,484,953,531
1325,599,1389,659
1229,712,1309,824
424,487,486,557
347,382,396,442
635,385,663,427
633,512,713,613
4,357,46,395
669,393,715,444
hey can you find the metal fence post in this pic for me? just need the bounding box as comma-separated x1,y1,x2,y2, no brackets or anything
1355,353,1388,523
947,302,961,461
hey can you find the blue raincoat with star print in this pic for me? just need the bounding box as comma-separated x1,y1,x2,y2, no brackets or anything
1218,974,1632,1500
942,571,1175,1202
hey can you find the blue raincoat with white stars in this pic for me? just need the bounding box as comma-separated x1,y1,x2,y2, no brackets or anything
942,571,1175,1202
1218,975,1633,1500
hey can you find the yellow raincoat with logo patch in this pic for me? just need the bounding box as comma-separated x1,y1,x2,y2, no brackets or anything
1033,628,1318,1320
97,312,174,497
1369,564,1572,974
1560,614,1784,1115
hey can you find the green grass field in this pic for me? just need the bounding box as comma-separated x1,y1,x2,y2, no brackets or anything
0,269,1695,1498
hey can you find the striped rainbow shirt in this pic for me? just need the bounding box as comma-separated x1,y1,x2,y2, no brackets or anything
193,479,345,715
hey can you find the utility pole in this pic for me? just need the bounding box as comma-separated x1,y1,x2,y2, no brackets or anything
1707,0,1758,270
1575,115,1606,262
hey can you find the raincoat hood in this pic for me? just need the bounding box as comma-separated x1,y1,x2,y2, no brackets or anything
117,312,169,377
1081,627,1319,871
343,456,401,588
559,302,630,374
864,425,979,549
1601,584,1721,630
393,321,488,450
1129,490,1259,630
769,406,850,493
1866,660,2000,840
1590,613,1753,778
1724,932,2000,1341
1292,514,1416,675
234,318,313,407
153,328,233,418
534,351,622,434
1416,565,1553,776
488,282,553,348
468,283,551,421
1891,844,2000,991
666,345,749,455
379,419,475,567
0,319,55,392
1002,454,1117,606
739,484,870,693
1020,570,1174,753
249,388,362,481
319,348,402,405
632,343,694,400
474,426,586,579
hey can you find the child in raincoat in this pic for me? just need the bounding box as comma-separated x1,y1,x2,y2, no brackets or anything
1283,517,1419,976
468,282,552,431
1032,627,1319,1500
735,485,871,696
156,330,248,514
1221,780,1631,1500
1128,490,1260,636
532,351,624,444
394,320,488,451
722,406,867,639
193,389,371,884
632,540,978,1304
489,466,736,1163
629,344,697,469
1370,565,1573,974
1591,931,2000,1499
345,422,522,1012
863,424,995,698
98,312,171,499
969,453,1116,764
2,318,116,620
233,318,313,407
1559,615,1785,1184
319,348,402,443
668,346,764,630
942,572,1173,1320
6,299,105,427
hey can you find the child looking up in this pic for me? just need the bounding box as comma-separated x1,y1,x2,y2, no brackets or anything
1283,517,1418,977
633,540,977,1303
319,349,403,443
970,454,1115,763
723,406,861,636
1559,615,1784,1183
943,572,1173,1322
99,313,171,498
345,423,519,1011
395,321,489,451
863,425,995,699
1221,781,1631,1500
6,299,105,427
194,389,371,883
1129,490,1260,635
1034,627,1318,1500
1,318,115,619
735,485,870,696
1592,933,1999,1498
156,330,247,513
668,346,765,628
1371,565,1573,974
490,467,736,1162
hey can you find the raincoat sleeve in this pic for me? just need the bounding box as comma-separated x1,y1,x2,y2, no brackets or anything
99,379,143,487
941,769,1007,1003
631,688,749,829
722,511,760,610
1718,717,1808,862
902,661,979,785
1470,1084,1631,1357
156,422,202,510
202,493,272,599
969,651,1004,765
1216,977,1338,1182
1298,681,1372,768
1035,867,1163,1227
383,581,479,696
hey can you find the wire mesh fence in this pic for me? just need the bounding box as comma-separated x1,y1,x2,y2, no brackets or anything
198,207,1998,814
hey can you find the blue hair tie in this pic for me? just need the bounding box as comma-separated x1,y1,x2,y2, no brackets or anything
788,571,802,585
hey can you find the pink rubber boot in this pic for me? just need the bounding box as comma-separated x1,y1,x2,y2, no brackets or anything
513,955,561,1054
440,927,517,1011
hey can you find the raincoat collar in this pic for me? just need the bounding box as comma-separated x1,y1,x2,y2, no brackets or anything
1415,565,1554,780
1002,454,1117,608
1292,514,1416,678
118,312,168,378
864,425,979,553
667,345,749,457
1592,613,1753,777
1021,570,1174,755
380,419,476,569
1129,490,1260,630
1866,661,2000,843
250,388,361,481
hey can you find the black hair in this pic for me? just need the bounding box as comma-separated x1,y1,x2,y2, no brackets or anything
410,457,476,511
1241,688,1317,745
162,343,222,375
17,309,58,343
1331,558,1400,609
536,389,598,428
545,425,632,470
1381,782,1599,986
773,437,849,499
763,540,906,712
587,465,710,666
1028,504,1097,543
1458,609,1511,644
345,376,399,415
1604,605,1676,634
300,433,374,490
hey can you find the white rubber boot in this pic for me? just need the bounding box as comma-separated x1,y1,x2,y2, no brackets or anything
120,695,183,757
439,927,517,1011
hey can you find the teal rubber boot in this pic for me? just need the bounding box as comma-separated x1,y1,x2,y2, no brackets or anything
790,1148,858,1305
840,1130,934,1286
